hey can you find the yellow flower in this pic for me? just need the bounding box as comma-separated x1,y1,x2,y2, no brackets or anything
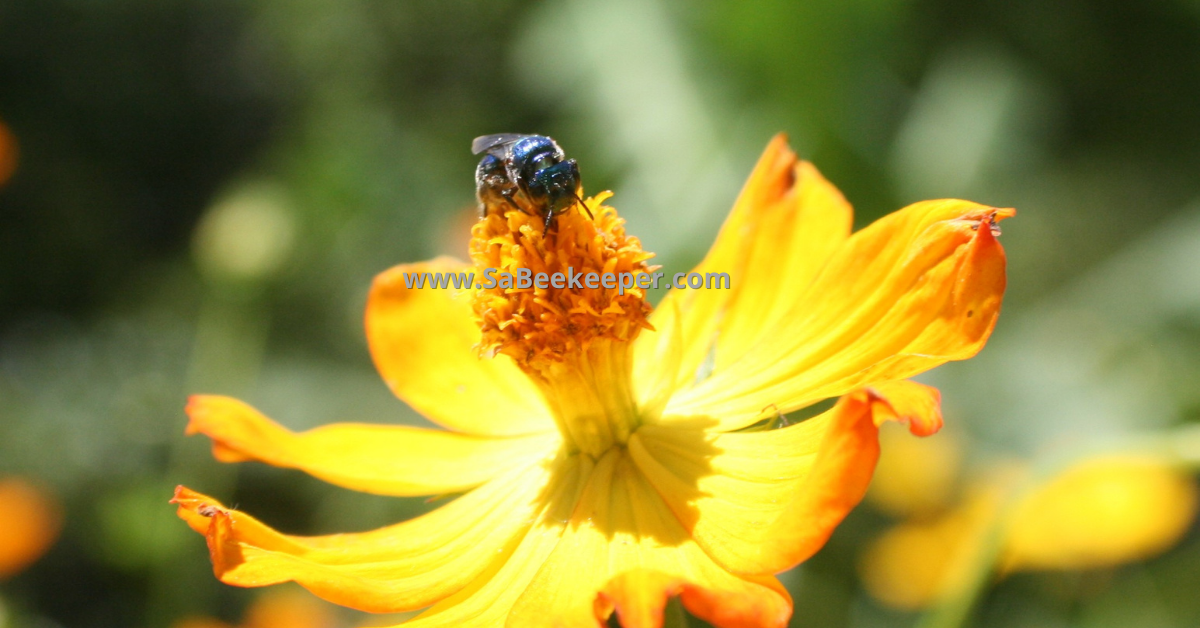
860,455,1199,610
1007,456,1197,570
173,135,1011,627
172,589,339,628
867,422,963,518
0,477,61,579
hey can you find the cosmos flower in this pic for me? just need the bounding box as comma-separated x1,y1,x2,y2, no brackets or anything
860,454,1198,610
173,135,1011,627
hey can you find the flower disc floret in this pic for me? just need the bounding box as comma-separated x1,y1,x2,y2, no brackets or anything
470,193,655,379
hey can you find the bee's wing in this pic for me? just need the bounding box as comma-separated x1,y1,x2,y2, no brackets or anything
471,133,528,155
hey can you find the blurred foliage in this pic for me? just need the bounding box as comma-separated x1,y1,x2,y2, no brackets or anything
1,0,1200,627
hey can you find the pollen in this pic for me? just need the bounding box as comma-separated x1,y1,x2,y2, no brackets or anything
469,193,656,380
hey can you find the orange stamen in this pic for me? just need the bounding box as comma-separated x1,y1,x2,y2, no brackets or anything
470,193,655,379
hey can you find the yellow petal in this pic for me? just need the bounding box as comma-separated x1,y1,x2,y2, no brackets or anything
633,136,852,404
665,200,1011,431
0,477,61,578
1005,456,1198,571
170,453,561,614
630,391,884,576
395,455,594,628
597,571,686,628
505,450,791,628
185,395,559,497
366,258,554,436
395,451,790,628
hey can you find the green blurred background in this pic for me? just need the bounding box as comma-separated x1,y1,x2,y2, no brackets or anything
1,0,1199,626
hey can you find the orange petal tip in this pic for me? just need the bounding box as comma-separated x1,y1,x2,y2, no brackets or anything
183,394,222,436
865,381,945,437
171,486,225,534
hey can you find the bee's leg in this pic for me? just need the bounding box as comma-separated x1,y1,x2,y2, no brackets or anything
542,210,554,235
502,189,535,216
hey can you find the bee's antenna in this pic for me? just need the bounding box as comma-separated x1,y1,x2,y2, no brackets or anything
574,193,594,220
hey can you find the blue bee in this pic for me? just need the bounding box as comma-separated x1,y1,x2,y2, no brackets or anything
472,134,591,233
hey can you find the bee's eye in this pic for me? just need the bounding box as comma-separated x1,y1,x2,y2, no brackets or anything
531,155,558,172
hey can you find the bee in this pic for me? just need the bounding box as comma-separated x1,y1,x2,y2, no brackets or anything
472,133,591,233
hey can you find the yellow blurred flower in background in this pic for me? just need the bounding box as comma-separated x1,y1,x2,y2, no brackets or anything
173,135,1011,627
1005,456,1197,571
868,421,963,518
860,454,1198,610
0,478,61,579
172,589,340,628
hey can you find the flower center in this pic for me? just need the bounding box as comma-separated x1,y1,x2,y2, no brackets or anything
470,194,655,457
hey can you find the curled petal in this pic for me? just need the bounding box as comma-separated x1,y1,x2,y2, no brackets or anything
367,258,555,436
186,395,559,496
634,136,852,405
170,454,560,614
867,379,944,436
665,200,1011,431
631,392,888,576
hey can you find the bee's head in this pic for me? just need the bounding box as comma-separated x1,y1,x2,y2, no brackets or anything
509,136,561,180
509,136,581,214
529,159,582,214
